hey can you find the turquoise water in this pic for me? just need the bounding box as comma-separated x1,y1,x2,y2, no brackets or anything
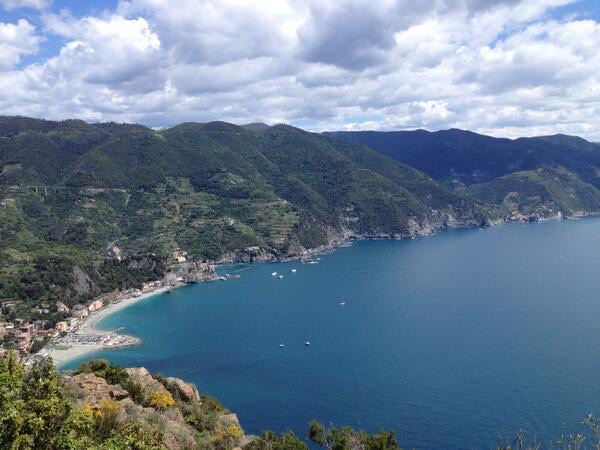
63,219,600,449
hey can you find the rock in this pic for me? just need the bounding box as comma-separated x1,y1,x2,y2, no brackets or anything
64,369,202,450
125,367,167,398
239,435,258,447
67,373,129,407
164,377,201,402
109,388,129,401
218,413,241,427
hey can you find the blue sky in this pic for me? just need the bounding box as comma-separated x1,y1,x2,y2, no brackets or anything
1,0,600,139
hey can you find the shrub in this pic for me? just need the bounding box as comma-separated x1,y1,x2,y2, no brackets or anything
213,422,243,450
94,399,122,439
149,390,176,410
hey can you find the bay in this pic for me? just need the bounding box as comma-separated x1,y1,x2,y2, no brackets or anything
63,218,600,449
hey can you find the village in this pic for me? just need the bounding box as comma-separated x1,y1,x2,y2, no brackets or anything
0,250,200,363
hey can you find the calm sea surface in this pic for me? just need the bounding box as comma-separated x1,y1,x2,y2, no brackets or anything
63,218,600,449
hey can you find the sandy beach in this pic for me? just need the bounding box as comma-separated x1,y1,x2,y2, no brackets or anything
45,286,174,367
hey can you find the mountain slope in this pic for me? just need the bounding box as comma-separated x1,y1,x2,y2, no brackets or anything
0,116,486,318
327,129,600,218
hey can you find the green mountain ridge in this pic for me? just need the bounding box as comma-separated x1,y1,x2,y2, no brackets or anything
0,116,485,319
326,129,600,218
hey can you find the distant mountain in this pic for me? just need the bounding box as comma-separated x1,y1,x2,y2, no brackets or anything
240,122,271,132
0,116,485,316
327,129,600,219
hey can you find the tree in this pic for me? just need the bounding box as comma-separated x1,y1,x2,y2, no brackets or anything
308,421,400,450
246,430,308,450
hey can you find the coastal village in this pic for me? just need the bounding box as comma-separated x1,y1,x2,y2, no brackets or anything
0,240,329,365
0,249,216,365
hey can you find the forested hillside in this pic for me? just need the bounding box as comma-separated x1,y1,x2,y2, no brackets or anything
0,117,485,318
328,129,600,218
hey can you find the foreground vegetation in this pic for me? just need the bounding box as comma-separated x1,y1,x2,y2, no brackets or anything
2,352,600,449
0,352,401,449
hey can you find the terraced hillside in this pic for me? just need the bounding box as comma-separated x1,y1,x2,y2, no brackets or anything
0,117,486,318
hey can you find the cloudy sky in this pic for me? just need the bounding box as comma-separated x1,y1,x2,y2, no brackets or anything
1,0,600,139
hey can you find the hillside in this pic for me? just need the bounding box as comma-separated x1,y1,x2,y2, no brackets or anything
0,116,486,321
327,130,600,218
0,353,400,450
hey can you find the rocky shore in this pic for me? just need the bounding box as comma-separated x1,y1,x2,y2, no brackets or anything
63,363,253,450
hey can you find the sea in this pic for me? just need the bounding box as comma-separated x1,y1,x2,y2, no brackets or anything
62,218,600,449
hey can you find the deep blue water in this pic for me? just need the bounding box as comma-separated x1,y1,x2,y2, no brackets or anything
63,219,600,449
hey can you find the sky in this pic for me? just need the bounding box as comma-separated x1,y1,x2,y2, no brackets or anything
1,0,600,139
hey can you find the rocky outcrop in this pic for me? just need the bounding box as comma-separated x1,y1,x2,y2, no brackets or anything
72,265,93,295
165,376,201,402
64,367,249,450
66,372,129,407
165,260,217,284
125,367,167,396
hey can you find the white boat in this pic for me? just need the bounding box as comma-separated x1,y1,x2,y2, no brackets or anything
278,274,284,279
339,302,346,306
271,272,278,276
279,344,285,348
304,341,311,346
291,269,297,273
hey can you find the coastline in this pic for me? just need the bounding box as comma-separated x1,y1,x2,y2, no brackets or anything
44,286,175,368
44,211,598,369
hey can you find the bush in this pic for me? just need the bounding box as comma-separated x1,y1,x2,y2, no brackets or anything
149,390,176,410
213,422,243,450
246,430,308,450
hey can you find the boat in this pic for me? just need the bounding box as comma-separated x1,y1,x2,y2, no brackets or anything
304,341,311,346
219,276,227,281
339,302,346,306
271,272,278,276
278,274,284,279
279,344,285,348
291,269,297,273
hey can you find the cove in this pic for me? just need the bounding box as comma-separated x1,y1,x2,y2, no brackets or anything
62,218,600,450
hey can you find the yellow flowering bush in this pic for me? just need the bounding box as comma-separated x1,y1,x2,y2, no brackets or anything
149,390,176,410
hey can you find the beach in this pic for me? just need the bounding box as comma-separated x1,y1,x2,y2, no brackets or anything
44,286,174,367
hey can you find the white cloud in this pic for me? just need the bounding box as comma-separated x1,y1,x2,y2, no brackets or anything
0,19,41,70
3,0,600,140
0,0,49,10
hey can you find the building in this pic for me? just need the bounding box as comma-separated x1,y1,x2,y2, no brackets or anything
67,318,79,328
15,324,34,352
172,250,188,263
141,280,162,294
56,302,70,314
0,322,5,340
72,305,89,319
1,302,15,316
88,300,103,313
107,244,123,261
56,321,69,332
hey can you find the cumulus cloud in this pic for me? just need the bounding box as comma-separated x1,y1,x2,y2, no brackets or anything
2,0,600,139
0,0,49,10
0,19,41,70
